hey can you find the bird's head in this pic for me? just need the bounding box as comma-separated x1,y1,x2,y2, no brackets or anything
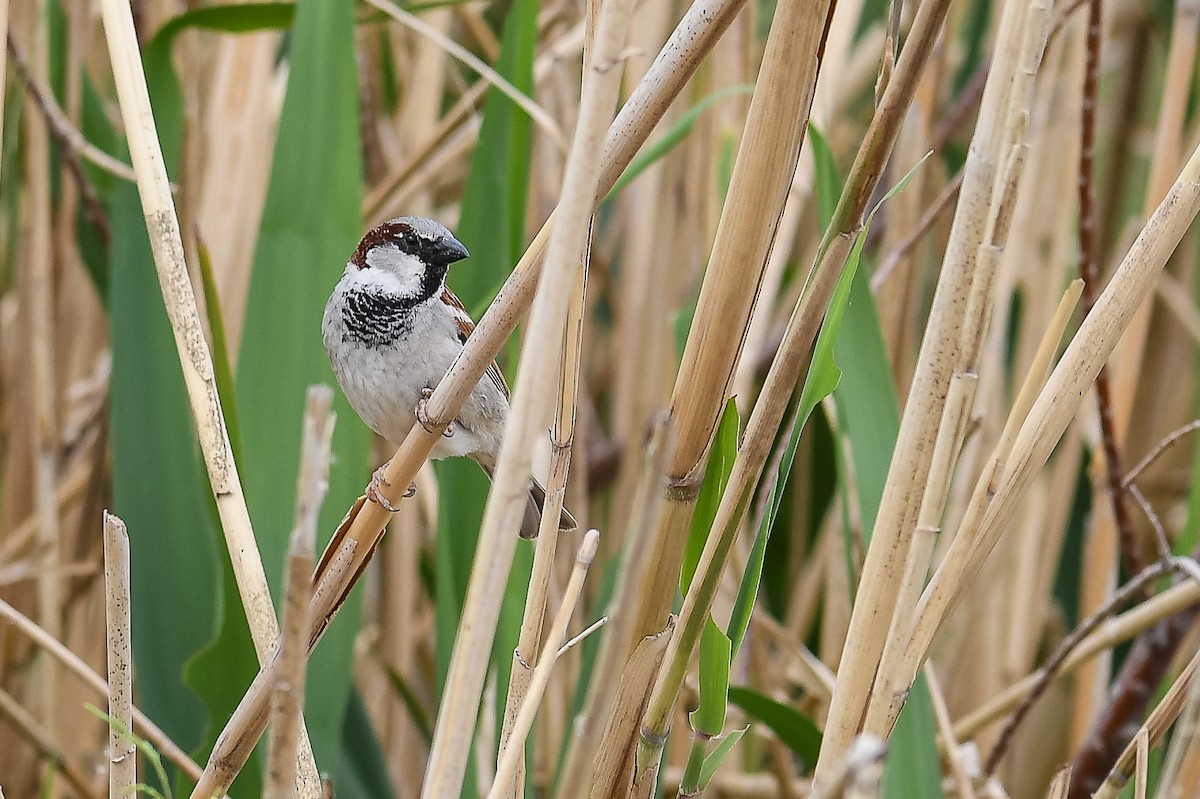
347,216,470,298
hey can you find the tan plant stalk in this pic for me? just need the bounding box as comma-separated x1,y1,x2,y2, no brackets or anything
103,511,135,798
0,0,8,187
908,140,1200,676
864,138,1041,736
188,0,751,780
814,0,1037,774
0,598,204,782
641,0,959,780
420,0,635,787
24,4,61,753
926,665,977,799
623,0,832,653
550,417,673,796
497,247,588,797
97,0,278,664
264,388,334,799
488,530,600,799
97,0,321,788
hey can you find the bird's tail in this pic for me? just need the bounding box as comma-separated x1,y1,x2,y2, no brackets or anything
524,476,578,540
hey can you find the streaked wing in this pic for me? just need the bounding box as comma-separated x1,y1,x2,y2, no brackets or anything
441,287,509,399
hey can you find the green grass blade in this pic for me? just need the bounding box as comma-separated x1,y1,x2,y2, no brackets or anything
235,0,369,774
726,686,821,773
682,398,740,594
698,726,749,789
688,619,732,736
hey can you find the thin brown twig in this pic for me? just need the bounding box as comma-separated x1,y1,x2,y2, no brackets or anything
1123,419,1200,487
983,556,1190,774
1076,0,1142,577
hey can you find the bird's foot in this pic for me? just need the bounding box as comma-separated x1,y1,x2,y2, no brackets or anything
366,465,414,512
416,387,456,438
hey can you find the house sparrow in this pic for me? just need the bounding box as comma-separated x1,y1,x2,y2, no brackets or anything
322,216,575,539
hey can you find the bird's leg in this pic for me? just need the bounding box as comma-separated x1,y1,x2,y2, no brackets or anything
366,463,417,513
416,386,456,438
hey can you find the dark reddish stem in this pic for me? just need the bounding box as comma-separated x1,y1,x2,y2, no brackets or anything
1076,0,1141,577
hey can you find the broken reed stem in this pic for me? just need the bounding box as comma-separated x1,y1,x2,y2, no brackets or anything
197,0,750,781
0,687,100,799
488,531,600,799
496,241,588,798
420,0,635,789
103,511,135,798
815,0,1033,777
0,598,203,782
556,416,673,796
264,387,334,799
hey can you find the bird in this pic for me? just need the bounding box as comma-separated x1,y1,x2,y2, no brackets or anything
322,215,576,539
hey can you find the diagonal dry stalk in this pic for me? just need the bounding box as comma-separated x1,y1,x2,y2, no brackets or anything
103,511,135,798
0,687,101,799
903,129,1200,742
0,598,204,783
188,0,753,788
97,0,322,789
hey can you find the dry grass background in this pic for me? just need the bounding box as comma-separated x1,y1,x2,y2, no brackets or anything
4,0,1200,797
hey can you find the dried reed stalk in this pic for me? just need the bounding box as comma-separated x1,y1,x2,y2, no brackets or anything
96,0,320,787
496,241,588,798
264,388,334,799
815,0,1041,774
623,0,830,655
189,0,752,783
488,530,599,799
560,416,673,797
103,511,134,798
23,4,62,757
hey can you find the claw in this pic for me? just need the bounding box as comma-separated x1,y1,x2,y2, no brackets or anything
416,387,455,438
367,465,400,512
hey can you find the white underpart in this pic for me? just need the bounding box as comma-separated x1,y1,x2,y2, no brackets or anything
322,255,509,467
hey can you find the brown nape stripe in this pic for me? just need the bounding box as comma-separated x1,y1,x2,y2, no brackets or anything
350,220,413,268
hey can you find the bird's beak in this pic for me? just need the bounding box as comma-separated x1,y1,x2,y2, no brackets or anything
431,235,470,266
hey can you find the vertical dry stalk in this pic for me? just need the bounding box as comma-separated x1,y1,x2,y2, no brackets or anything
419,0,636,789
0,599,203,782
102,513,133,791
264,388,334,799
24,3,61,753
488,530,600,799
815,0,1035,774
497,246,588,797
557,416,673,797
623,0,830,651
103,511,134,798
559,412,676,791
